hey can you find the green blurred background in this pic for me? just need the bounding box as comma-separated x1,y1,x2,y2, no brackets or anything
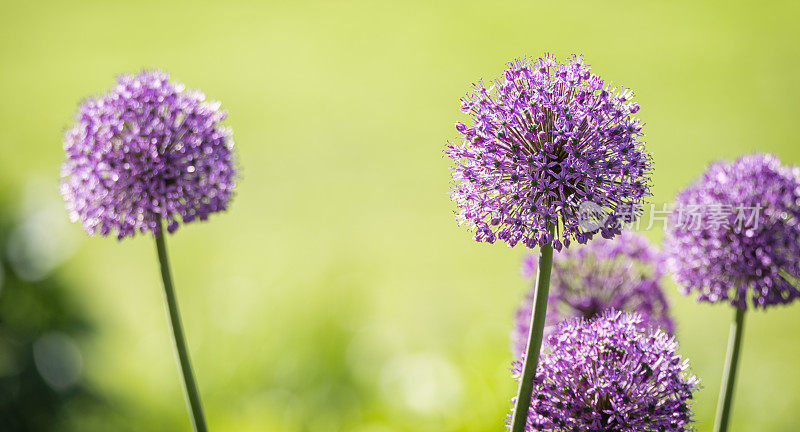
1,0,799,430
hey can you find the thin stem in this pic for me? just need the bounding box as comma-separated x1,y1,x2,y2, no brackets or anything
510,232,555,432
713,307,746,432
154,217,208,432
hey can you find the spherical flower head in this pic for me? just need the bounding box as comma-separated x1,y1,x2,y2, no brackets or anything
665,153,800,309
510,310,699,432
513,231,673,357
446,54,652,250
61,70,235,239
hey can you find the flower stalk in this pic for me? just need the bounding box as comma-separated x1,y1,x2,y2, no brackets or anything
713,307,746,432
154,216,208,432
510,233,554,432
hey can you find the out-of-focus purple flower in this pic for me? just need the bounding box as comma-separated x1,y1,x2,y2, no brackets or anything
446,54,652,250
510,310,698,432
665,153,800,309
61,70,235,239
513,231,672,357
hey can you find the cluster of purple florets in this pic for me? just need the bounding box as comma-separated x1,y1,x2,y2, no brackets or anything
511,311,699,432
665,154,800,309
447,54,651,250
61,70,235,239
513,231,673,357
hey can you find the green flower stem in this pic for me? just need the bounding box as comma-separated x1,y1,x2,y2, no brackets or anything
509,233,554,432
713,307,746,432
154,217,208,432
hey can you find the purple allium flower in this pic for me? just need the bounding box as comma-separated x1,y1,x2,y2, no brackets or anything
446,55,652,250
664,153,800,309
510,310,699,432
61,70,235,239
512,231,673,357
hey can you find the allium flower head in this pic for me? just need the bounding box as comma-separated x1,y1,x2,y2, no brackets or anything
447,54,652,250
513,231,673,357
665,153,800,309
61,70,235,239
511,310,698,432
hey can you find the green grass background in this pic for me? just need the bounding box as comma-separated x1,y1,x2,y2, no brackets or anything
1,0,799,430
